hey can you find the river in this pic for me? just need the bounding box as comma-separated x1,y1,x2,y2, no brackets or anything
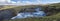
11,8,46,19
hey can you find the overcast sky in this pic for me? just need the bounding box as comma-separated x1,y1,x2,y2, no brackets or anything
0,0,60,5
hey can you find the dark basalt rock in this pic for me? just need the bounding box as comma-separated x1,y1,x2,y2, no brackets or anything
19,8,37,13
0,9,16,21
19,7,43,13
44,7,60,16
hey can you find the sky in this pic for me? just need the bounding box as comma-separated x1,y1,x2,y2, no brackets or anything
41,0,60,4
8,0,40,5
0,0,60,5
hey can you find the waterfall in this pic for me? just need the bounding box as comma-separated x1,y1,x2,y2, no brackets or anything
11,8,46,19
35,8,41,11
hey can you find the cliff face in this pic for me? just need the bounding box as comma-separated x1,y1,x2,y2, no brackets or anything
0,9,17,21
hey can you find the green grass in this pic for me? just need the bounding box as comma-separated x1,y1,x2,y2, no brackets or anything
8,12,60,21
8,6,60,21
1,5,60,21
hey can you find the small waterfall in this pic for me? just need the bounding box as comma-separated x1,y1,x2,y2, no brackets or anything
11,8,46,19
33,8,46,17
35,8,41,11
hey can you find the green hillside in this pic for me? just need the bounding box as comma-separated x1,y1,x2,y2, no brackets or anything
2,3,60,21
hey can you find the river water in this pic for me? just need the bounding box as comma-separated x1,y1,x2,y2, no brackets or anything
11,8,46,19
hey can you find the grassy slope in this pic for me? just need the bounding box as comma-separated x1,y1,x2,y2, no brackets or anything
8,12,60,21
2,3,60,21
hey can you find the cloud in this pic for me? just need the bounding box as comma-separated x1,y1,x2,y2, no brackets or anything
41,0,60,4
0,0,5,2
0,0,60,5
9,0,41,5
0,0,41,5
